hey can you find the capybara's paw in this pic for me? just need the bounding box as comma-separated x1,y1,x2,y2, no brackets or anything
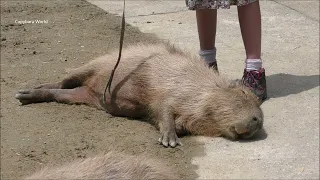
15,89,42,105
158,131,182,148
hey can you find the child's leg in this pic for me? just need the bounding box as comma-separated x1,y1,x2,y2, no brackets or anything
238,1,263,72
238,1,261,60
237,0,267,101
196,9,218,70
196,9,217,51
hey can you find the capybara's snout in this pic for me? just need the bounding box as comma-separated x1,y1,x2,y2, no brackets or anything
234,109,264,140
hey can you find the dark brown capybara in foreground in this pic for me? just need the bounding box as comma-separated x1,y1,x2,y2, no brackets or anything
15,43,264,147
25,152,178,180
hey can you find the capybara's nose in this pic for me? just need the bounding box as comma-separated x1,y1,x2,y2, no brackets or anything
252,117,263,130
252,117,258,122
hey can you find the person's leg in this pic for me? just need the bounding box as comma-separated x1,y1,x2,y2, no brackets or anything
237,0,267,101
196,9,218,70
196,9,217,50
238,1,261,60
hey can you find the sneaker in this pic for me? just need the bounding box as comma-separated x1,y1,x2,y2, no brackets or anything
208,61,219,73
241,68,267,101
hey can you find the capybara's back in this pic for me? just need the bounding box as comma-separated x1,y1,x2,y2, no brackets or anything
25,152,178,180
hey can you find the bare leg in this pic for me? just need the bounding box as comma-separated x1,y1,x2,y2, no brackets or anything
238,1,262,59
15,87,100,107
196,9,217,50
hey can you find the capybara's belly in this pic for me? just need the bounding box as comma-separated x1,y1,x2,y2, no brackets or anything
85,70,150,118
104,95,148,118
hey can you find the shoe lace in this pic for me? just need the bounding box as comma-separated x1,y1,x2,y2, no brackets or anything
242,70,263,91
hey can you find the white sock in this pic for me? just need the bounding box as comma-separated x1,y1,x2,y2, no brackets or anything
198,48,217,65
245,59,262,71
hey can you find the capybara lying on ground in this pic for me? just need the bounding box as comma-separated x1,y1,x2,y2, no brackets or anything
25,152,178,179
16,43,264,147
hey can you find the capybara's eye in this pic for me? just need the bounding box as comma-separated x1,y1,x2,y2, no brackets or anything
252,117,258,121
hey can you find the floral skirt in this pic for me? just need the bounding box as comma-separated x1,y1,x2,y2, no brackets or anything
186,0,258,10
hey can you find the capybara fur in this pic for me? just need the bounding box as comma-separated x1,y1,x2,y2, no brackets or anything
16,43,264,147
25,152,178,179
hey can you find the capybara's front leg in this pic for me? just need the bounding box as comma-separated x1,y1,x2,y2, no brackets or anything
157,106,182,148
15,87,100,108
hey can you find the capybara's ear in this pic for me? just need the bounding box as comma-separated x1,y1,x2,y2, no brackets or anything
247,90,263,106
238,86,263,106
250,94,263,106
256,98,263,106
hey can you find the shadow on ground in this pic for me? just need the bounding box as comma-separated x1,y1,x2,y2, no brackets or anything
266,73,319,99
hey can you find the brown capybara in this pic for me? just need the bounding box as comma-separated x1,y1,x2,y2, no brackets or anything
15,43,264,147
24,152,178,179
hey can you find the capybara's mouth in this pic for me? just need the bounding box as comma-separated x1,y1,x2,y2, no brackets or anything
238,126,262,139
236,120,263,139
238,132,254,139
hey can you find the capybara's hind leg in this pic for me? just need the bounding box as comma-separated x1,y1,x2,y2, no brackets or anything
15,87,101,108
34,76,84,90
34,82,62,89
34,69,95,90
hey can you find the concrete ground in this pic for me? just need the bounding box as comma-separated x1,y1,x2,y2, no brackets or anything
87,0,319,179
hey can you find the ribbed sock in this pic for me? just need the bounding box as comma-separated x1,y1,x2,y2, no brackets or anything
198,48,217,65
245,59,262,71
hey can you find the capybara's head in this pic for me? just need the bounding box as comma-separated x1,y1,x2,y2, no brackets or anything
186,84,263,140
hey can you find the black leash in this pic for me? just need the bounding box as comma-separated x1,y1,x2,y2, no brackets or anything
103,0,126,106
